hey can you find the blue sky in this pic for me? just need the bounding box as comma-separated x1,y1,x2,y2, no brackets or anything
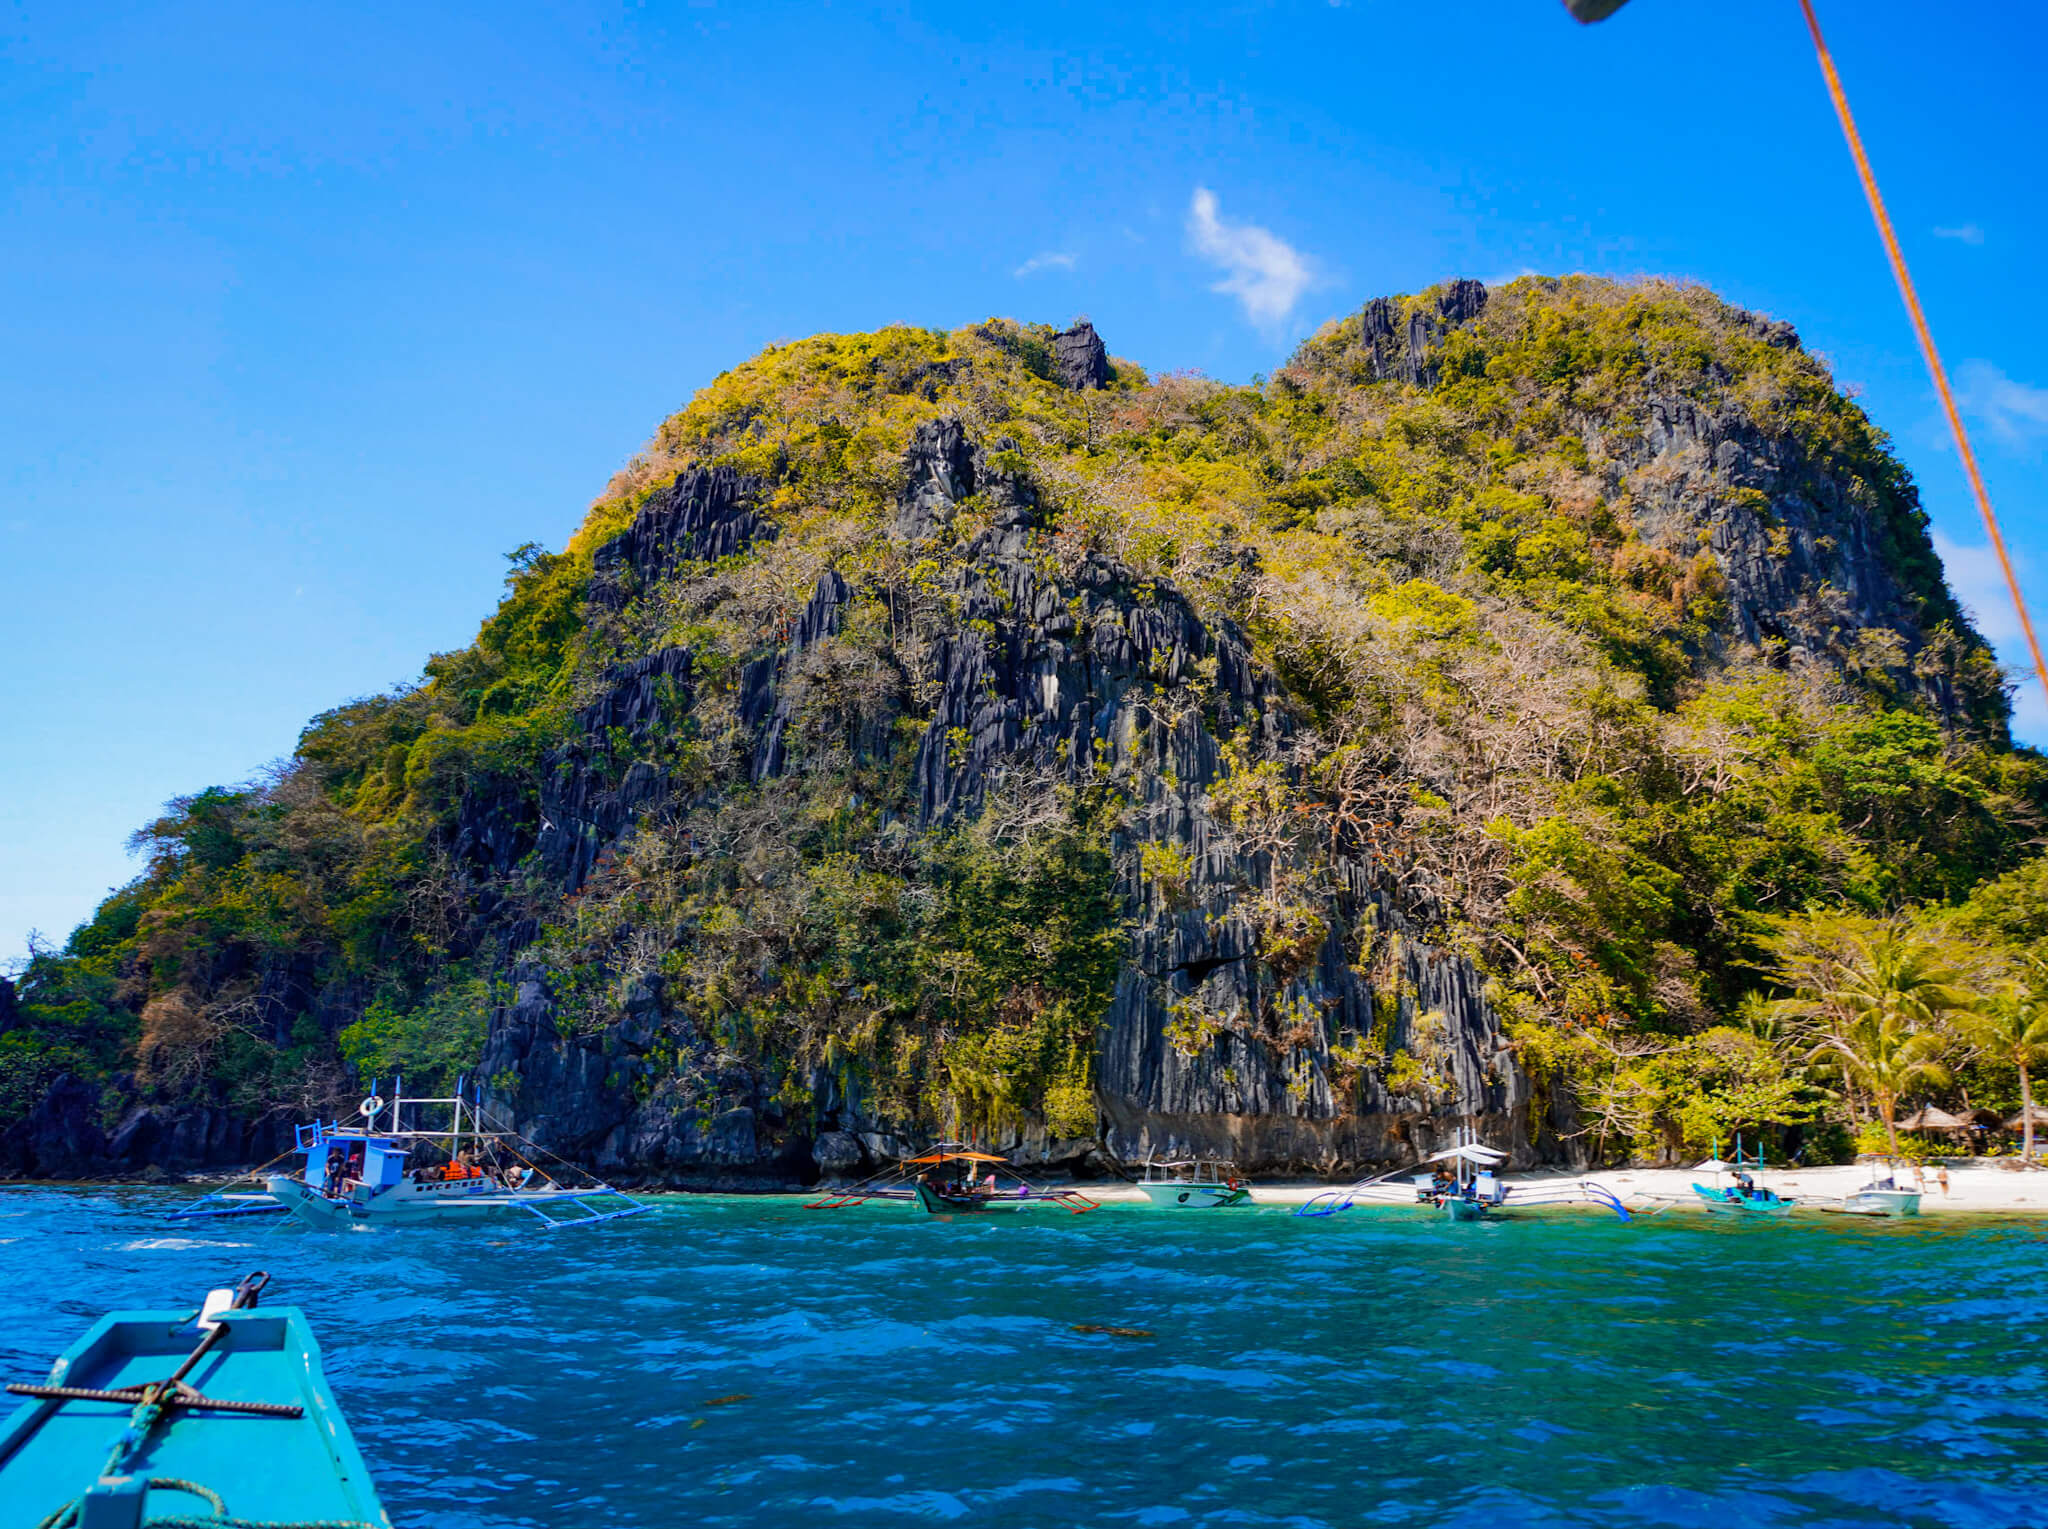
4,0,2046,965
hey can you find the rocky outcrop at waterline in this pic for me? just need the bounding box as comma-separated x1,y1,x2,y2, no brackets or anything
7,277,2020,1184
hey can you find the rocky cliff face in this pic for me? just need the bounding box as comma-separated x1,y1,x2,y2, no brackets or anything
470,394,1539,1181
10,276,2019,1182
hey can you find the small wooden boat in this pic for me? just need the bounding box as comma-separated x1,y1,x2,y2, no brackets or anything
170,1076,649,1231
1690,1137,1796,1217
809,1144,1099,1215
1134,1157,1250,1208
1842,1175,1922,1216
0,1272,391,1528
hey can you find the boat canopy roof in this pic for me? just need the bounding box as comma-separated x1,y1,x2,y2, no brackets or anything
1426,1144,1506,1165
901,1150,1009,1165
1694,1158,1735,1173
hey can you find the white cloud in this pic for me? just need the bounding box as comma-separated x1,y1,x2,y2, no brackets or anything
1935,529,2048,747
1956,360,2048,446
2013,672,2048,748
1933,223,1985,245
1933,529,2026,647
1013,251,1077,278
1186,186,1316,330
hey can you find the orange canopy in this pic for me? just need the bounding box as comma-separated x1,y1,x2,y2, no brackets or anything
901,1150,1009,1165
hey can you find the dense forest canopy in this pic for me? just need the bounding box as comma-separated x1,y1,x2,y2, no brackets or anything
7,275,2046,1175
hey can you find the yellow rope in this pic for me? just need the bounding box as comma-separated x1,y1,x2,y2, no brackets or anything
1798,0,2048,712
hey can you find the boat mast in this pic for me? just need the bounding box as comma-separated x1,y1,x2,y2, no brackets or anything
450,1073,464,1162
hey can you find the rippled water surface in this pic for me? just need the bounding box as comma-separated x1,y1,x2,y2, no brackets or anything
3,1188,2045,1528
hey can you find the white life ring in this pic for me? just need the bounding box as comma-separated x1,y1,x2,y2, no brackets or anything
359,1095,386,1119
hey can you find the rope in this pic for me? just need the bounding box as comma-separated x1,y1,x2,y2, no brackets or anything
1798,0,2048,711
34,1473,379,1529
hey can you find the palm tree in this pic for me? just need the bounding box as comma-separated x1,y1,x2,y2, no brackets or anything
1967,968,2048,1165
1760,912,1968,1160
1809,1013,1953,1161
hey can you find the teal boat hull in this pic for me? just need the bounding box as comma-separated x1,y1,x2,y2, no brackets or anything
1691,1183,1795,1217
0,1304,391,1528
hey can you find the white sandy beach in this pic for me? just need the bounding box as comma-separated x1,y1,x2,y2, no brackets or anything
1084,1159,2048,1213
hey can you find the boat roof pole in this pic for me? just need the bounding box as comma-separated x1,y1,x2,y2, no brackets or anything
451,1073,465,1161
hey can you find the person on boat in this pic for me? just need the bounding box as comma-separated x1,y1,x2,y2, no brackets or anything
1734,1171,1755,1196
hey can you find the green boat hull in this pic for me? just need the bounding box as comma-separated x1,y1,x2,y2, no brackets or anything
0,1304,391,1528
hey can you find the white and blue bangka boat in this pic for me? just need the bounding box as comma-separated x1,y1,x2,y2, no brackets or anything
1690,1136,1795,1217
0,1272,391,1529
170,1076,649,1231
1134,1157,1251,1208
1297,1137,1632,1222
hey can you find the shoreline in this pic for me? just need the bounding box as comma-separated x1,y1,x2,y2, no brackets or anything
1125,1160,2048,1214
22,1157,2048,1215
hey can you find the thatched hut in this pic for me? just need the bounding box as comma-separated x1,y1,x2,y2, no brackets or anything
1896,1105,1969,1136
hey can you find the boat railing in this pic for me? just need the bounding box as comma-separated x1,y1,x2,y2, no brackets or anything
1294,1187,1358,1219
1294,1170,1417,1218
1298,1173,1635,1220
164,1190,291,1223
516,1187,651,1229
1500,1180,1634,1221
805,1151,1101,1213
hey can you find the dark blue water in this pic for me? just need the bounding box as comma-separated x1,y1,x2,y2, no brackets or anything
3,1189,2045,1529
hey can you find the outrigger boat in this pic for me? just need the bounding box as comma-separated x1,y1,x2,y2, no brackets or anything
1691,1136,1795,1218
807,1144,1100,1215
1133,1157,1250,1208
0,1272,391,1528
169,1076,650,1230
1297,1137,1632,1221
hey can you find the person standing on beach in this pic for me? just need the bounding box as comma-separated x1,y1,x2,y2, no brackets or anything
1936,1164,1951,1196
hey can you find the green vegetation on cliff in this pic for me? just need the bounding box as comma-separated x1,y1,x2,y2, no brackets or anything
8,276,2046,1170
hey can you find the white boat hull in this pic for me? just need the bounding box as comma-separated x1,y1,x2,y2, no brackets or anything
1843,1188,1922,1216
264,1174,607,1227
1135,1181,1247,1208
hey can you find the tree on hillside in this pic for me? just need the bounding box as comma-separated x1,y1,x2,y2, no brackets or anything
1965,958,2048,1165
1759,912,1968,1160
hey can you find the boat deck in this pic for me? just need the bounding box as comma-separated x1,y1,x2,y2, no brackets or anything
0,1307,389,1527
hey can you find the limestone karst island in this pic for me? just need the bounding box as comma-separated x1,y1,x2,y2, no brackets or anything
8,281,2042,1187
9,3,2048,1525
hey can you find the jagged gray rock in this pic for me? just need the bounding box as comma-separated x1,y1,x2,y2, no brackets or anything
1352,278,1490,387
1053,320,1112,390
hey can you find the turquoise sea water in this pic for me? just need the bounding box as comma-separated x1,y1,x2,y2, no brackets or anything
3,1189,2045,1529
